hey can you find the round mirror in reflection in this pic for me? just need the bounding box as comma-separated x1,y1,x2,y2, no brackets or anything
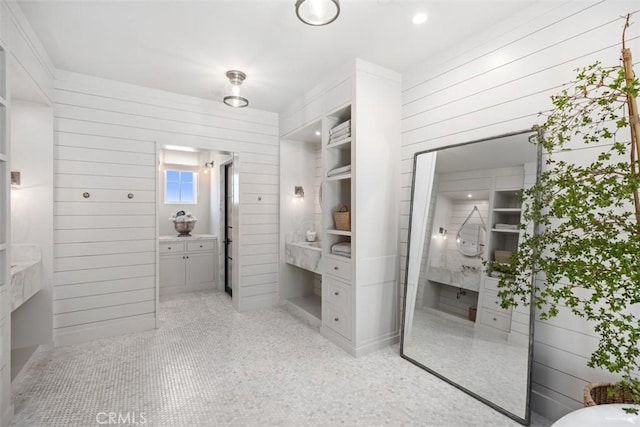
456,223,485,257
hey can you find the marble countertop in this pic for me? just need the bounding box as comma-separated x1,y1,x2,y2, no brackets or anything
159,234,217,242
11,244,43,312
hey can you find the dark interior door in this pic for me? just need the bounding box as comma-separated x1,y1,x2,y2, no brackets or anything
224,163,233,296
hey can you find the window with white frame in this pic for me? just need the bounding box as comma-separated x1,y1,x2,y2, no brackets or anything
165,170,197,204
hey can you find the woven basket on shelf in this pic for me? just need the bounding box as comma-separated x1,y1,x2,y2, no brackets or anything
333,206,351,231
583,382,634,406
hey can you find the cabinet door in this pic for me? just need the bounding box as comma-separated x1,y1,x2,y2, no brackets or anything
159,255,186,288
186,252,215,285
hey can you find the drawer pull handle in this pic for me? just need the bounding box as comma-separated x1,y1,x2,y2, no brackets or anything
334,291,339,296
168,247,171,250
127,193,134,199
186,256,189,259
334,266,339,270
82,192,90,198
334,317,339,322
493,317,497,321
200,245,203,248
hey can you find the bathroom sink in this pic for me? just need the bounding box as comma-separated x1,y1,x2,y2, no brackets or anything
285,241,323,274
10,244,43,312
428,266,452,285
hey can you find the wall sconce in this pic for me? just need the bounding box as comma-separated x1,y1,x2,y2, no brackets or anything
203,161,214,174
294,186,305,198
295,0,340,26
11,171,21,188
432,226,447,240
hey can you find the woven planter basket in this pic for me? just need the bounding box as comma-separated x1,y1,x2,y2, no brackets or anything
584,382,634,407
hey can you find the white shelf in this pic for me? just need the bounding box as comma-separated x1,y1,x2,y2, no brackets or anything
327,137,352,150
491,228,520,234
0,244,6,251
327,253,352,262
0,153,6,162
326,229,352,236
326,173,351,181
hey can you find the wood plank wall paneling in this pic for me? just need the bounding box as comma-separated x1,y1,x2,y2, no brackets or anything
399,1,640,421
53,70,279,334
53,131,157,343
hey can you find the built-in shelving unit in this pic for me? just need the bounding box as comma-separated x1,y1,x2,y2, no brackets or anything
279,59,401,357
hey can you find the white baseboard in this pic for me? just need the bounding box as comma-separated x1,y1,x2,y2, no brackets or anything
531,387,577,422
354,332,399,357
238,292,278,312
53,314,156,347
159,281,215,296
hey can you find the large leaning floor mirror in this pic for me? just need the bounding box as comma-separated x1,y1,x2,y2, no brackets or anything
401,129,540,425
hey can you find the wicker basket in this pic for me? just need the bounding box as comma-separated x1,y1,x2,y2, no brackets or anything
468,306,477,322
584,382,634,406
494,250,513,263
333,206,351,231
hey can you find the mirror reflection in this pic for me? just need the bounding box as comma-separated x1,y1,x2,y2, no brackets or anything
401,130,538,424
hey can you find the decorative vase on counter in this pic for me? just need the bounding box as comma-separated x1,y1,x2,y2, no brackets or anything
169,211,197,237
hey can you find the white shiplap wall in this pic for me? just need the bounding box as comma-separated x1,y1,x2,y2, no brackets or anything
400,1,640,421
53,133,157,345
52,70,279,344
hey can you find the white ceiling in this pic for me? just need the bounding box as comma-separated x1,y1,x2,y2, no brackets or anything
17,0,533,113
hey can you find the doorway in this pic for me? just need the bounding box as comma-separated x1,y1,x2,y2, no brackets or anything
223,162,233,296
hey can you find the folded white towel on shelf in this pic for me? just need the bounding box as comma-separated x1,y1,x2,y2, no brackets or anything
327,164,351,177
330,120,351,135
328,133,351,146
329,126,351,139
331,242,351,257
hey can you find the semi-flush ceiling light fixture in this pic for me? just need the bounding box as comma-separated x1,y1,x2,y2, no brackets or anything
295,0,340,26
223,70,248,108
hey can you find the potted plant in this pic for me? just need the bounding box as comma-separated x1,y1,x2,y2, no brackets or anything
492,14,640,411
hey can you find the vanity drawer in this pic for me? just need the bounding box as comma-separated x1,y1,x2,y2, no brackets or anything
160,242,184,254
325,305,351,340
325,277,350,312
187,240,215,252
483,277,501,292
480,308,511,331
326,257,351,282
483,290,512,315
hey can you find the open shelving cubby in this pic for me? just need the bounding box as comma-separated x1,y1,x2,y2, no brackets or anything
324,104,352,261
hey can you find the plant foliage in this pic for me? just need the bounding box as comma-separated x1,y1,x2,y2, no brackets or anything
493,27,640,406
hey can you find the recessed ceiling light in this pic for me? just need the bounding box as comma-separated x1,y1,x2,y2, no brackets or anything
467,194,472,198
315,131,321,136
412,12,428,25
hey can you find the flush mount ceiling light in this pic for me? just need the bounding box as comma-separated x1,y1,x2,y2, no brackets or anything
223,70,248,108
412,12,428,25
295,0,340,26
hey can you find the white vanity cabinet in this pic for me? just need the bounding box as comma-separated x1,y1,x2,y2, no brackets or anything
323,257,352,340
159,235,218,295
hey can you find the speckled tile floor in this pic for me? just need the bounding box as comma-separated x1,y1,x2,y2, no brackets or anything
10,290,553,426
